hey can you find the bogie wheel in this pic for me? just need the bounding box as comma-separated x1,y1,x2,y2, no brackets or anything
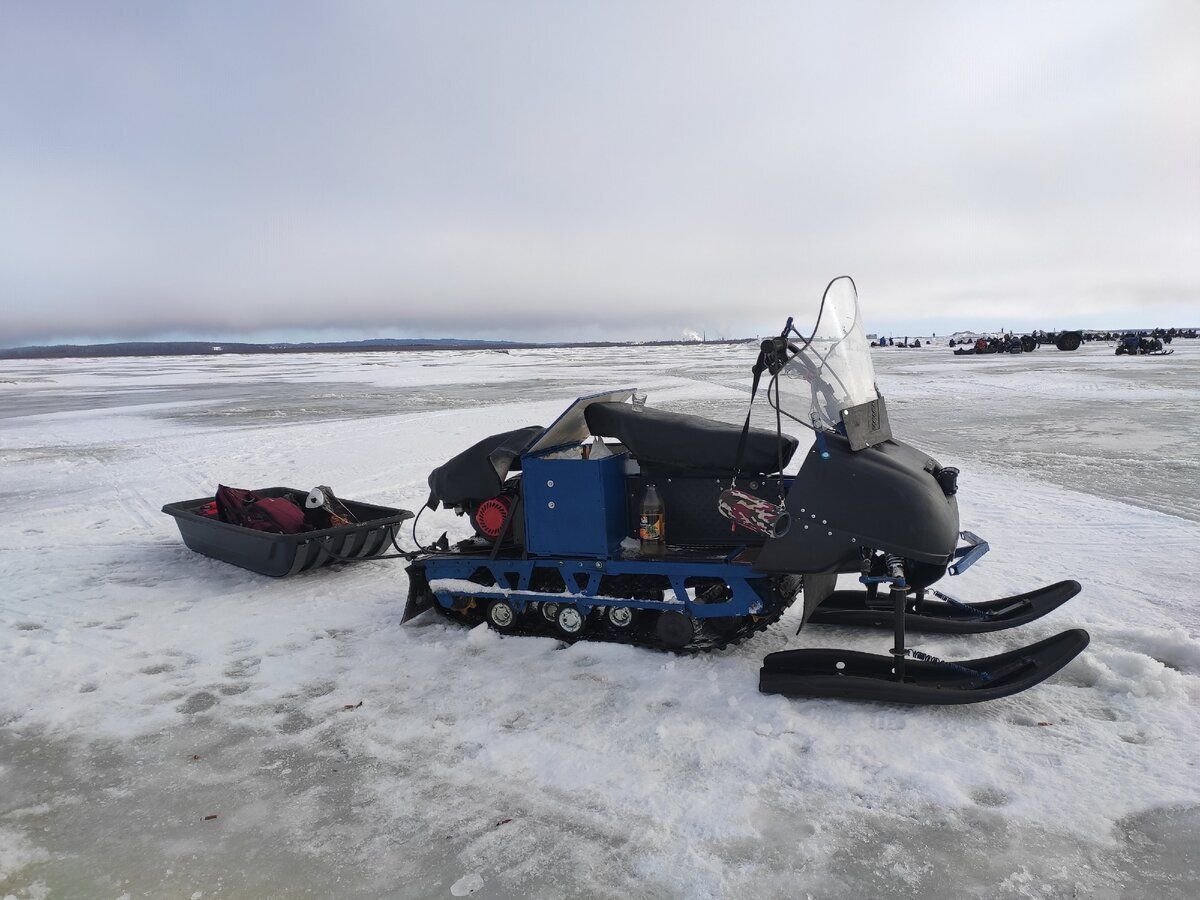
655,611,695,649
606,606,635,630
541,601,560,623
555,605,586,639
486,600,519,633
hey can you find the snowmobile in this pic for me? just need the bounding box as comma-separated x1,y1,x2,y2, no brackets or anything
952,334,1037,356
403,276,1089,704
1116,334,1174,356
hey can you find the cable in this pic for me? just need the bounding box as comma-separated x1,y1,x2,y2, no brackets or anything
410,503,438,554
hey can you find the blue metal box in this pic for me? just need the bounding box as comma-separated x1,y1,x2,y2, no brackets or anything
522,451,629,558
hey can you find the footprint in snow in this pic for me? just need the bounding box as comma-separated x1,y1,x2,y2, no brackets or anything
302,680,336,698
268,640,306,657
223,656,261,679
102,613,138,630
970,788,1011,808
1119,728,1160,745
275,709,315,734
1009,715,1042,727
177,692,218,714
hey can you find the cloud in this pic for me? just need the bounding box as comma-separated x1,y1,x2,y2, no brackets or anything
2,1,1197,345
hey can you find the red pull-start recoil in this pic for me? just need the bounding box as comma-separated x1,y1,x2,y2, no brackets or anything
474,494,513,540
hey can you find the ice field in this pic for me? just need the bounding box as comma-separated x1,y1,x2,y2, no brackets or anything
2,339,1199,898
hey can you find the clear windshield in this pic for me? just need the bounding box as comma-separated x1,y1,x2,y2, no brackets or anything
774,276,879,431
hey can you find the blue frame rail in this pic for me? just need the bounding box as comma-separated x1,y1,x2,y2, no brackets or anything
421,553,776,619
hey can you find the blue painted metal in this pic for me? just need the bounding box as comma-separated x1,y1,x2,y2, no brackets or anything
948,530,990,576
814,430,831,459
522,451,629,558
421,554,780,619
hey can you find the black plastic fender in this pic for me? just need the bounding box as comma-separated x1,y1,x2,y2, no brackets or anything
753,435,959,575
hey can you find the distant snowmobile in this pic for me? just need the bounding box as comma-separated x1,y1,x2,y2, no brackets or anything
404,277,1088,704
952,334,1039,356
1116,333,1174,356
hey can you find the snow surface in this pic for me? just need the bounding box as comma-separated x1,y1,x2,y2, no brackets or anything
2,340,1199,898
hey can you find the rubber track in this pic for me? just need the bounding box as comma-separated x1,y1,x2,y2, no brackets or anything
429,580,799,654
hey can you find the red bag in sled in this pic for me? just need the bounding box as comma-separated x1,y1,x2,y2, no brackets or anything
215,485,310,535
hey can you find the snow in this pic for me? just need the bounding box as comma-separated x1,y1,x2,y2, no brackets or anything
2,341,1199,897
450,872,485,896
0,827,50,882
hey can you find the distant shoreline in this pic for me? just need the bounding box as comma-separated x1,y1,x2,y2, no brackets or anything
0,336,755,361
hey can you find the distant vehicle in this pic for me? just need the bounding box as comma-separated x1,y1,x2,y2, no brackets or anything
1115,333,1174,356
950,327,1192,355
1031,330,1083,351
953,334,1032,355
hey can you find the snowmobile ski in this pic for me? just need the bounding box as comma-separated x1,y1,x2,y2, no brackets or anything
806,579,1081,634
758,628,1090,705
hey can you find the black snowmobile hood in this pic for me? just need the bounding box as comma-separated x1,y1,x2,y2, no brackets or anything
426,425,543,510
754,434,959,574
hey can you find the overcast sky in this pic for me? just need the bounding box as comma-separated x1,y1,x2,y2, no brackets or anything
1,1,1197,345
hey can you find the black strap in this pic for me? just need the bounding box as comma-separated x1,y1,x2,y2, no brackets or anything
730,346,769,484
773,375,785,503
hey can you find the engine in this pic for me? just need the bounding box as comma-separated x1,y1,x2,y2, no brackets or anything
463,482,523,545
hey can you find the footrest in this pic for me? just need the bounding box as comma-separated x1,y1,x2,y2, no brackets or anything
759,629,1090,704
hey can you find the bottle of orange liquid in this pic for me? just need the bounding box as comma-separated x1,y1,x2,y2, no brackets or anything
639,483,665,556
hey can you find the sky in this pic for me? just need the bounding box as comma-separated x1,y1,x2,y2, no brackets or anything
1,1,1198,346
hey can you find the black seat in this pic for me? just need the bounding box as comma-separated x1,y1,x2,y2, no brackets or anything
584,402,797,475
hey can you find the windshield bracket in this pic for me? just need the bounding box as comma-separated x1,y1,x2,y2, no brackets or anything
841,395,893,451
